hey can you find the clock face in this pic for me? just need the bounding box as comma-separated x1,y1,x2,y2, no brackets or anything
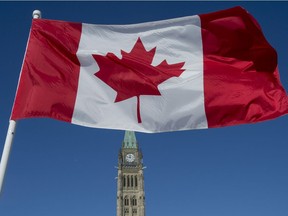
125,153,135,162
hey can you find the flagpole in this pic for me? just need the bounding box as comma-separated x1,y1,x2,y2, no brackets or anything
0,9,41,195
0,120,17,193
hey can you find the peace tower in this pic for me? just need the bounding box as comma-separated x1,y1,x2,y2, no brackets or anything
116,131,145,216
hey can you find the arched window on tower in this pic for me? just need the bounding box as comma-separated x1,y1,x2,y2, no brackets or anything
131,175,134,187
127,175,130,187
123,175,126,187
135,175,138,188
132,196,137,206
124,196,129,206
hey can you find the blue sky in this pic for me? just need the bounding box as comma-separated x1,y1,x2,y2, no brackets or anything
0,1,287,216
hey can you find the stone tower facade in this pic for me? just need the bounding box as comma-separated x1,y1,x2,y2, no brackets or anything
116,131,145,216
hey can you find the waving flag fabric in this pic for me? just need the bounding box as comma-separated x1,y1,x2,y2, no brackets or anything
11,6,288,132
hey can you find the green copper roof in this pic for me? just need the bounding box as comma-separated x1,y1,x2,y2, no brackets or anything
122,131,137,149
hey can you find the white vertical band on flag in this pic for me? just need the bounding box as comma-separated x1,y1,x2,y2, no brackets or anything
73,15,207,132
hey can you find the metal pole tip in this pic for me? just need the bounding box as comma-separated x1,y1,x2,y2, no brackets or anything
32,10,41,19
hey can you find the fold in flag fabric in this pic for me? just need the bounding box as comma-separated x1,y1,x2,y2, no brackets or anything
11,6,288,133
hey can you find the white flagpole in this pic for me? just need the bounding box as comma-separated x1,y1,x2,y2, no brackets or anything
0,9,42,194
0,120,17,193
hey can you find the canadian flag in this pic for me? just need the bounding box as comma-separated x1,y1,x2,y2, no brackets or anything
11,6,288,132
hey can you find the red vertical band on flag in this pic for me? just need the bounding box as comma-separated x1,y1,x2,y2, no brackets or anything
11,19,82,122
200,7,288,128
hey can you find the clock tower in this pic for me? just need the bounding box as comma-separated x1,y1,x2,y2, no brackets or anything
116,131,145,216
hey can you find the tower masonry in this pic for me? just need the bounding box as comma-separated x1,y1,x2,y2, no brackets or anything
116,131,145,216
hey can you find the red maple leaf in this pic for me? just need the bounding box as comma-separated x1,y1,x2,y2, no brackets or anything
93,37,185,123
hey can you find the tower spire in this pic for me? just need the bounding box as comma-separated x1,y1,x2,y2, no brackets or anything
122,131,137,149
